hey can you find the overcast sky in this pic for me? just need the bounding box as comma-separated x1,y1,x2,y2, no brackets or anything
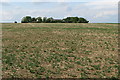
0,0,119,23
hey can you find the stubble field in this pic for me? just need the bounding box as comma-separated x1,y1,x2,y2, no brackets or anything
2,23,118,78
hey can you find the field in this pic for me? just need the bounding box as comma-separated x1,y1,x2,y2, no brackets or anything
2,23,118,78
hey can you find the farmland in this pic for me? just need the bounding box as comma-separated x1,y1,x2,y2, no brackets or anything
2,23,118,78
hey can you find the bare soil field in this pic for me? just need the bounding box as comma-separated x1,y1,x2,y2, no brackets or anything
2,23,118,78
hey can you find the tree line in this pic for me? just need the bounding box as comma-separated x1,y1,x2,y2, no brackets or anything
21,16,89,23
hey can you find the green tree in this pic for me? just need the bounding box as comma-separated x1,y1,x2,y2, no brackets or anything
46,17,54,23
53,19,63,23
43,17,47,23
21,16,89,23
46,18,51,23
63,17,73,23
31,17,37,23
63,17,89,23
14,21,17,23
21,16,32,23
49,17,54,23
36,17,42,23
78,18,89,23
72,17,79,23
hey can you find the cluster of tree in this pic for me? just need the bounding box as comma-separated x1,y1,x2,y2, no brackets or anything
21,16,89,23
14,21,17,23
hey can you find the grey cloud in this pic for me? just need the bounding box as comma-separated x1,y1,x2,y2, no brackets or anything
1,2,11,6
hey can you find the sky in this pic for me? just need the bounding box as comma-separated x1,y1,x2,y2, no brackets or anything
0,0,119,23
